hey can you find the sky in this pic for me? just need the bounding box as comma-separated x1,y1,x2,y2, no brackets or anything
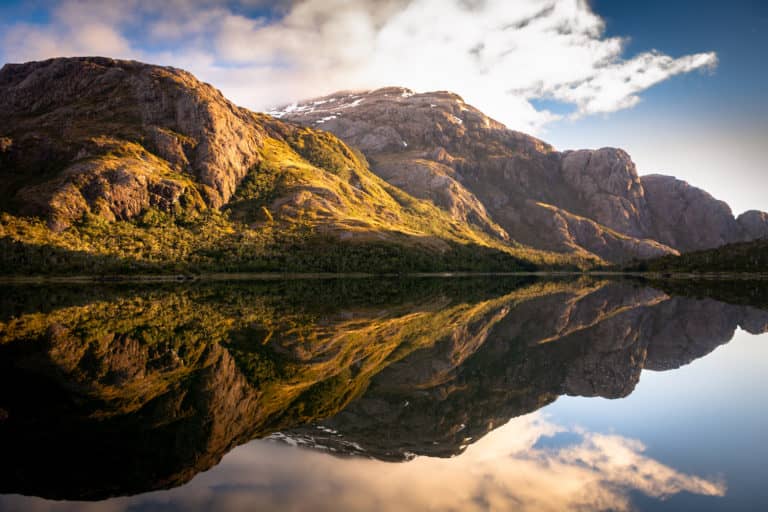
0,0,765,214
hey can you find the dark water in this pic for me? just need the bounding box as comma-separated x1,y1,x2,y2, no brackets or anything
0,276,766,511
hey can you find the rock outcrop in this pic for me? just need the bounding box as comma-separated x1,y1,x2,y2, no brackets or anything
737,210,768,240
2,58,765,265
277,87,768,262
0,57,266,226
2,58,565,272
642,174,749,251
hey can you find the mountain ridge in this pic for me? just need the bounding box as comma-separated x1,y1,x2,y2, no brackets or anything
1,57,765,273
0,57,587,274
276,86,768,262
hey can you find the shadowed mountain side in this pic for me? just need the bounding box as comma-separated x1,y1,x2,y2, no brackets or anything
0,278,766,498
621,238,768,274
278,88,768,262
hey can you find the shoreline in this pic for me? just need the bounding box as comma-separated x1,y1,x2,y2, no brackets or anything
0,271,767,284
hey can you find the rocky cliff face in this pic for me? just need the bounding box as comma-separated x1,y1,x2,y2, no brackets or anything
0,57,266,227
641,174,755,252
3,59,762,265
1,58,590,272
738,210,768,241
277,87,768,262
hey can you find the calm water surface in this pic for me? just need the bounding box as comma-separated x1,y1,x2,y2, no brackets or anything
0,277,765,511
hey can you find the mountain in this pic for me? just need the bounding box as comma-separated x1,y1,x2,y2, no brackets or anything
622,237,768,273
2,58,763,273
275,87,768,262
0,57,582,274
1,278,766,499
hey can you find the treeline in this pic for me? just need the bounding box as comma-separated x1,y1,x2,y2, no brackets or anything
0,210,552,275
621,238,768,274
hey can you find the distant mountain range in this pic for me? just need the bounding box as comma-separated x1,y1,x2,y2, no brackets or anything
0,57,765,273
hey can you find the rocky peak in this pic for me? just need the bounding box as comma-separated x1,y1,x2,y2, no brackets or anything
641,174,747,251
278,89,674,261
279,86,768,262
559,148,651,237
271,86,542,154
0,57,266,227
738,210,768,240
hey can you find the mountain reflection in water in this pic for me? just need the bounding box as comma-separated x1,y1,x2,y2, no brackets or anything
0,277,765,511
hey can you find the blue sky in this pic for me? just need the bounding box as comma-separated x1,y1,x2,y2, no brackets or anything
547,0,767,214
595,0,767,117
1,0,765,213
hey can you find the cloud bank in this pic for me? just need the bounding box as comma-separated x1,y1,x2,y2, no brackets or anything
1,0,717,133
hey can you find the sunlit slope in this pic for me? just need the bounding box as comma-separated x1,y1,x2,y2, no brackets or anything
0,57,592,273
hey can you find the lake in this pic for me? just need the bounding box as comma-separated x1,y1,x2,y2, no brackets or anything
0,276,766,511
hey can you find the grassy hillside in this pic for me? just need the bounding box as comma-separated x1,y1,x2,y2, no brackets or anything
0,126,593,274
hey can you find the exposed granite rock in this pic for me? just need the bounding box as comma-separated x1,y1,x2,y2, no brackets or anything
278,88,767,262
737,210,768,240
0,57,265,219
521,201,675,262
560,148,652,237
15,144,202,230
0,58,551,267
642,174,744,251
2,58,764,261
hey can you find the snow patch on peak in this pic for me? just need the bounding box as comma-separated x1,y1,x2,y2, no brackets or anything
267,101,317,118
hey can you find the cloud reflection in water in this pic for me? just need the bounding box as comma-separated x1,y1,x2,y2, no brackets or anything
0,411,725,512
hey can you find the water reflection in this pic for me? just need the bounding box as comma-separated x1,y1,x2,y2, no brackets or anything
0,277,765,509
0,411,726,512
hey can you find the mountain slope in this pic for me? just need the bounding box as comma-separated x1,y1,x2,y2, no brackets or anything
0,58,587,273
276,87,768,262
622,238,768,273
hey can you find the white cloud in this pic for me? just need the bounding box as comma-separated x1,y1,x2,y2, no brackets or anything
0,0,717,134
0,412,726,512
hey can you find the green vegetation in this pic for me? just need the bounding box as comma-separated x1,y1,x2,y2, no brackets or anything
286,128,361,180
0,73,595,275
0,209,566,274
0,128,595,277
621,238,768,274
